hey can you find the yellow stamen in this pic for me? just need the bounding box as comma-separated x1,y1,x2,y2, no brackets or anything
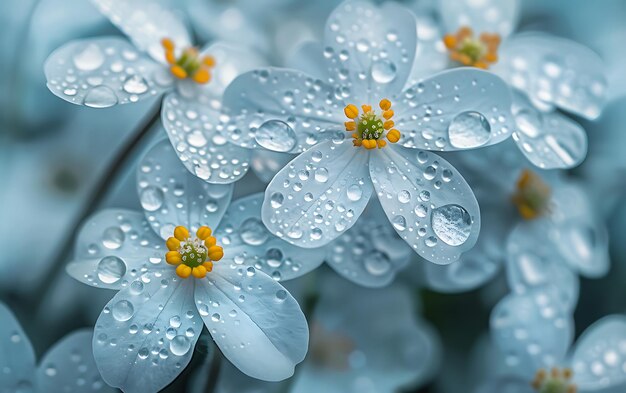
383,120,394,130
196,226,212,240
202,261,214,272
192,68,211,84
176,264,192,278
166,237,180,251
174,226,189,241
531,367,577,393
344,99,399,149
383,110,394,120
361,104,372,113
166,251,182,265
512,169,551,220
202,55,215,67
161,38,174,51
344,104,359,119
205,236,217,248
170,65,188,79
379,99,391,111
165,49,176,65
192,265,207,279
162,37,216,84
376,139,387,149
443,35,457,49
353,139,362,147
166,225,222,279
345,121,356,131
208,246,224,261
443,26,501,69
387,129,400,143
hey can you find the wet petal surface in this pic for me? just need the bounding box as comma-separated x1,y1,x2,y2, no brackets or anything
438,0,520,38
0,303,35,392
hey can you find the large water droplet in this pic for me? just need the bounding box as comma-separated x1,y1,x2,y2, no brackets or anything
431,204,472,246
392,215,407,231
239,218,269,246
255,120,297,152
371,59,397,84
347,184,362,201
364,251,391,276
140,186,164,211
97,256,126,284
170,335,191,356
123,75,149,94
102,227,125,249
84,86,118,108
270,192,284,208
112,300,134,322
448,111,491,148
73,43,104,71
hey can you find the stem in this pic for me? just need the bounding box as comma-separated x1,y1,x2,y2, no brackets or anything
31,102,162,304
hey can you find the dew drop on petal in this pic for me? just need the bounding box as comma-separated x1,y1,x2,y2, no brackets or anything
102,227,125,249
371,59,397,84
270,192,284,208
140,186,164,211
122,75,149,95
255,120,297,152
169,335,191,356
97,256,126,284
83,85,118,108
73,43,104,71
112,300,134,322
364,251,391,276
392,215,407,231
347,184,363,201
448,111,491,148
239,218,269,246
431,204,472,246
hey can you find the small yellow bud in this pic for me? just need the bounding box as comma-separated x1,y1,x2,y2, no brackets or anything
379,99,391,111
174,226,189,241
202,261,214,272
344,121,356,131
166,237,180,251
208,246,224,261
387,129,401,143
192,265,207,279
176,264,192,278
166,251,182,265
344,104,359,119
205,236,217,248
196,226,212,240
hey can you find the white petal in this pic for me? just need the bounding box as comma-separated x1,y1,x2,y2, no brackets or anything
195,263,308,381
251,150,296,184
36,329,116,393
395,68,514,151
286,41,331,81
93,272,202,393
67,209,166,290
490,288,573,378
45,37,171,107
0,303,35,391
137,139,234,238
262,140,373,248
92,0,191,63
511,92,587,169
326,199,411,287
221,68,344,152
162,93,251,184
214,193,324,281
571,315,626,390
406,10,449,83
370,145,480,264
493,32,607,119
438,0,520,38
323,1,417,102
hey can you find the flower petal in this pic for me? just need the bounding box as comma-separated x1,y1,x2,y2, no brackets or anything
195,263,308,381
214,193,324,281
571,315,626,390
137,139,234,238
395,68,514,151
490,288,573,378
0,303,35,391
67,209,166,290
162,93,251,184
93,272,202,393
511,92,587,169
493,32,607,119
262,140,373,248
326,199,411,287
251,150,296,184
406,10,449,83
369,145,480,264
92,0,191,63
438,0,520,38
45,37,172,107
323,1,417,102
221,68,344,152
287,41,331,81
36,329,116,393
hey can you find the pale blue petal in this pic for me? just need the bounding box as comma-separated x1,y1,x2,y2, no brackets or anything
475,376,534,393
67,209,166,290
370,145,480,264
262,140,373,248
251,150,296,184
221,68,344,152
0,303,35,392
214,193,325,281
287,41,331,81
406,11,449,83
490,288,573,378
162,93,252,184
507,221,580,312
571,315,626,390
511,92,587,169
137,139,234,238
326,199,411,287
92,0,192,63
195,263,308,381
438,0,520,38
93,271,201,393
36,329,116,393
395,68,514,151
323,1,417,103
493,32,607,119
45,37,171,107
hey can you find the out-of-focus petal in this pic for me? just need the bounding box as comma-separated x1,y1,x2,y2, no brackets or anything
438,0,520,38
92,0,192,63
45,37,172,107
287,41,331,81
93,272,201,393
475,376,535,393
0,303,35,392
395,68,514,151
370,145,480,264
407,10,449,83
67,209,166,290
262,140,373,248
137,139,234,238
251,150,295,184
195,263,308,381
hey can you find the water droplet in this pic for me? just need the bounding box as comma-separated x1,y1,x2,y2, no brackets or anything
211,313,221,322
169,316,182,328
448,111,491,148
431,204,472,246
187,131,207,147
73,43,104,71
392,215,407,231
112,300,134,322
170,335,191,356
84,86,118,108
266,248,283,268
140,186,164,211
398,190,411,204
97,256,126,284
364,251,391,276
371,59,397,84
347,184,363,201
129,280,144,295
123,75,149,94
255,120,297,152
102,227,125,249
314,168,329,183
239,218,269,246
270,192,284,208
275,289,287,302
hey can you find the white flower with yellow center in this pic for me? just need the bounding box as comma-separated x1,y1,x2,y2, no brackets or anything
219,0,515,263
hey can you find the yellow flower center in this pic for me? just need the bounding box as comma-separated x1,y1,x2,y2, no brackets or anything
343,99,401,149
443,27,500,69
165,225,224,279
161,38,215,84
511,169,552,220
532,368,577,393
